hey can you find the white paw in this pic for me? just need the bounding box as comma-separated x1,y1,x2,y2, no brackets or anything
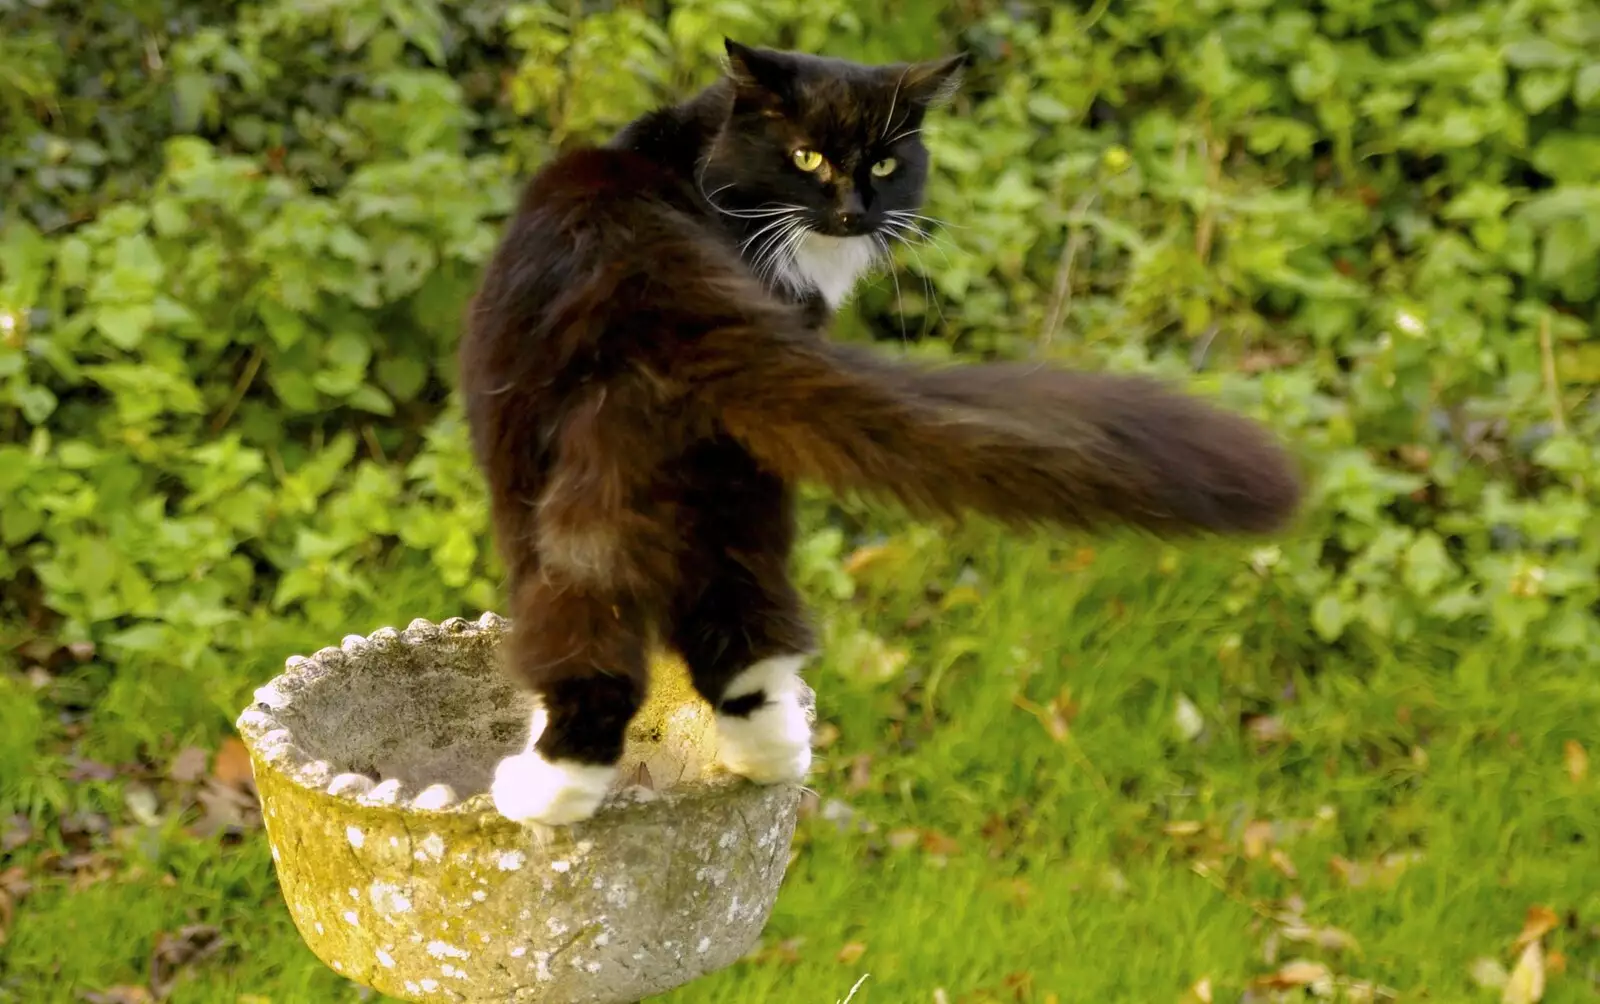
490,752,616,826
717,713,813,783
716,654,813,785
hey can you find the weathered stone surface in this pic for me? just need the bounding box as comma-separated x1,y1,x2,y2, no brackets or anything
236,612,803,1003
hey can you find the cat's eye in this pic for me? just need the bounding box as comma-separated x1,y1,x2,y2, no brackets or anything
792,149,824,172
871,157,899,178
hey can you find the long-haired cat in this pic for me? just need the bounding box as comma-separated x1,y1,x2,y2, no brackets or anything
459,41,1302,826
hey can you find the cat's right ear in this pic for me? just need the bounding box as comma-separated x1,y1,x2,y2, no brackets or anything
724,38,794,106
902,52,969,109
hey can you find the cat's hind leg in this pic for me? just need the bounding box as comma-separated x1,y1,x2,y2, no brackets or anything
491,575,648,826
668,469,816,786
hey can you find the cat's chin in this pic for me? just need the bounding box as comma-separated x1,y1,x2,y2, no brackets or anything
781,232,881,309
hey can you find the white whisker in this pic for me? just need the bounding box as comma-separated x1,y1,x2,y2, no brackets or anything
752,218,808,286
740,216,794,254
876,233,909,345
882,65,911,144
886,209,964,231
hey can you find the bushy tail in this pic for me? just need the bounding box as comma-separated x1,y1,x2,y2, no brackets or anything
677,326,1302,537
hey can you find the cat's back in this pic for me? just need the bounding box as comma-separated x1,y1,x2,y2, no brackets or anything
460,145,701,385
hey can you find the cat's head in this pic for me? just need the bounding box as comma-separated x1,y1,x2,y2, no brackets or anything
699,41,966,244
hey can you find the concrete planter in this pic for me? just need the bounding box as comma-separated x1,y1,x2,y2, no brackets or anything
235,612,802,1003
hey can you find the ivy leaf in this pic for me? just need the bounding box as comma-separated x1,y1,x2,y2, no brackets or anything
324,331,372,372
56,238,92,289
172,71,211,132
1531,132,1600,184
1517,71,1569,113
13,384,55,423
347,384,394,415
1503,38,1576,69
1311,593,1351,642
1402,532,1454,596
258,300,307,350
1576,62,1600,107
377,355,429,401
106,624,170,652
1026,94,1073,123
95,305,155,349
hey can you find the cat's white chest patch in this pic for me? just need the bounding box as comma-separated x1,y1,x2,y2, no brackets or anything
780,233,879,309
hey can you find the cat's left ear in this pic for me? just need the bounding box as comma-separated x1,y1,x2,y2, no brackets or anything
900,52,969,109
724,38,795,101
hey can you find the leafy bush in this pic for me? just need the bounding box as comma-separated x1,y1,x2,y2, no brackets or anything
1,0,1596,780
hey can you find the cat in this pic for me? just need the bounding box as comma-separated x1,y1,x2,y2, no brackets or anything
458,40,1303,826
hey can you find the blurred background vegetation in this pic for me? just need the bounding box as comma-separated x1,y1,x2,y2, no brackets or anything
1,0,1597,1001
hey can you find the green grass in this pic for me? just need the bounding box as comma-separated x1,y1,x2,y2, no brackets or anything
4,524,1597,1003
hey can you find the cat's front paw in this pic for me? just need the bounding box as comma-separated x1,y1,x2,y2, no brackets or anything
717,730,813,784
490,752,616,825
715,698,814,784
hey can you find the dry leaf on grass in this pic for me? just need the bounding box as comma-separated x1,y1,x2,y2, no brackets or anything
211,738,254,789
1174,695,1205,741
920,830,961,860
1514,905,1560,951
1245,715,1291,746
1503,940,1545,1004
150,924,224,998
189,780,261,840
1333,979,1396,1002
68,757,119,783
1182,976,1215,1003
1003,971,1035,998
887,828,921,851
168,747,209,784
1052,547,1097,574
1281,924,1361,954
1243,820,1275,859
1011,691,1078,744
844,541,904,577
1470,956,1511,991
847,755,873,793
1329,851,1423,889
124,785,161,827
1268,849,1299,879
80,987,154,1004
743,936,805,965
1255,959,1333,990
1563,740,1588,783
1,815,32,853
836,941,867,965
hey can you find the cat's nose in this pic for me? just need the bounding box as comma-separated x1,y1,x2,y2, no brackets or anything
834,191,866,231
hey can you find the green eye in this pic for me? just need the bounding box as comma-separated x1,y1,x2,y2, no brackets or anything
792,149,824,172
871,157,898,177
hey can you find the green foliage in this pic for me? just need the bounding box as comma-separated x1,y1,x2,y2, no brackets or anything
1,0,1597,785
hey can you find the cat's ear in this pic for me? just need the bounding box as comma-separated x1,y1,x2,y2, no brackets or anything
901,52,968,109
724,39,795,102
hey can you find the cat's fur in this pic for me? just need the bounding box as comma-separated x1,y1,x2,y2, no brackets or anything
459,41,1303,826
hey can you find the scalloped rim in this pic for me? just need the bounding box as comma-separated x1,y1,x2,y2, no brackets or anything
234,612,764,821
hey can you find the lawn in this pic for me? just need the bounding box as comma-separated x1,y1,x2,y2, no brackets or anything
4,517,1595,1003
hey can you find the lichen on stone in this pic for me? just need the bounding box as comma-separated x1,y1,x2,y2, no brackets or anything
236,613,804,1003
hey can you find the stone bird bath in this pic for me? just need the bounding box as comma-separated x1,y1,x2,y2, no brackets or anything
235,613,804,1003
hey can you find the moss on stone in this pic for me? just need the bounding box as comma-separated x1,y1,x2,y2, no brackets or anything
239,614,802,1003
